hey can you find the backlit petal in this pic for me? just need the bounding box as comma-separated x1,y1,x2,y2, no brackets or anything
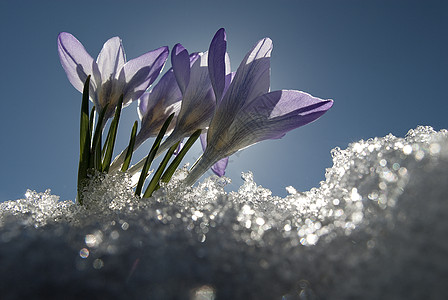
171,43,191,95
57,32,95,93
120,46,169,105
96,37,126,85
138,68,181,120
208,38,272,141
176,52,215,134
230,90,333,151
208,28,227,101
200,132,228,176
223,37,272,109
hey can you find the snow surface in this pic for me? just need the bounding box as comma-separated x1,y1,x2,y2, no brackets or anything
1,126,448,299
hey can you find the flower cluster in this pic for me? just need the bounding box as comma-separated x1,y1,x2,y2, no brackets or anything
58,28,333,204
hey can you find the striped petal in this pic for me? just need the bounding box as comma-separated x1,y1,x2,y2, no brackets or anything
57,32,96,94
171,43,191,95
120,46,169,105
96,37,125,85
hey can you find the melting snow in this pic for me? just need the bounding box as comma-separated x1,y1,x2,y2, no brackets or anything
1,126,447,299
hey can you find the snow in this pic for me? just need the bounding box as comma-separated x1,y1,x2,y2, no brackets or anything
1,126,447,299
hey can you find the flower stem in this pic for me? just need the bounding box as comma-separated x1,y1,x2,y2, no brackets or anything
77,75,92,205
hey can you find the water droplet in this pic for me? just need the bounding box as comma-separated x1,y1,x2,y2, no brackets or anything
93,258,104,269
79,248,89,259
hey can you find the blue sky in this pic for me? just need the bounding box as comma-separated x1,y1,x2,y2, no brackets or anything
0,0,447,201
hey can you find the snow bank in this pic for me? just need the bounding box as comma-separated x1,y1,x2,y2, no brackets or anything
1,126,447,299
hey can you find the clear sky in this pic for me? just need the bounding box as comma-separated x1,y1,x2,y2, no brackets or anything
0,0,447,201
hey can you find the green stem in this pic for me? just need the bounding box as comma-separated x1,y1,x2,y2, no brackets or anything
135,113,174,197
121,121,138,172
160,129,201,184
77,75,92,205
102,95,123,172
143,142,179,198
90,103,109,171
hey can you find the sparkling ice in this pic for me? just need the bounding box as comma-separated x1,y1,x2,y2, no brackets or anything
1,126,447,299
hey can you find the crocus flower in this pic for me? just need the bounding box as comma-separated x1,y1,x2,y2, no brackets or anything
125,44,218,176
135,52,201,147
127,43,219,175
184,28,334,185
156,44,216,153
57,32,169,120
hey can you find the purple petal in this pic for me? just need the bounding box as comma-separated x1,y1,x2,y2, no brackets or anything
221,72,235,104
171,43,191,95
199,132,207,151
175,52,216,133
200,132,228,177
189,52,201,66
226,37,272,107
208,38,273,141
208,28,227,101
138,68,181,119
137,92,151,119
120,46,169,105
211,157,229,177
184,52,210,94
137,69,182,139
96,37,126,85
57,32,95,93
231,90,333,149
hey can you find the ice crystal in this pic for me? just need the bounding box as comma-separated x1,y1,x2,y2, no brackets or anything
0,126,447,299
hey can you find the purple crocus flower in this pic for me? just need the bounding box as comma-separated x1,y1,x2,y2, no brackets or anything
184,28,334,185
57,32,169,120
155,44,216,153
135,52,201,146
126,44,218,176
136,70,182,144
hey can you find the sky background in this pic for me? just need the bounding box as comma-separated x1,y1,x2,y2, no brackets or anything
0,0,447,202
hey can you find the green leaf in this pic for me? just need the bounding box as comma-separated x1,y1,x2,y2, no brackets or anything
121,121,138,172
143,141,179,198
77,75,92,205
161,129,201,184
91,103,109,171
101,123,113,160
135,113,175,197
102,95,123,172
89,106,95,143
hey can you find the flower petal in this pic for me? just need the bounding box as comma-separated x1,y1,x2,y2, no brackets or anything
222,72,235,104
211,157,229,177
208,28,227,101
224,37,272,109
200,132,228,176
119,46,169,105
189,52,201,66
138,68,181,120
229,90,333,151
207,38,272,142
57,32,95,93
176,52,216,134
136,69,182,141
171,43,191,95
96,37,126,85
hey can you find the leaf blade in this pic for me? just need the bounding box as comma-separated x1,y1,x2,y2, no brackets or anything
121,121,138,172
135,113,175,197
160,129,201,184
102,95,123,172
77,75,91,205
